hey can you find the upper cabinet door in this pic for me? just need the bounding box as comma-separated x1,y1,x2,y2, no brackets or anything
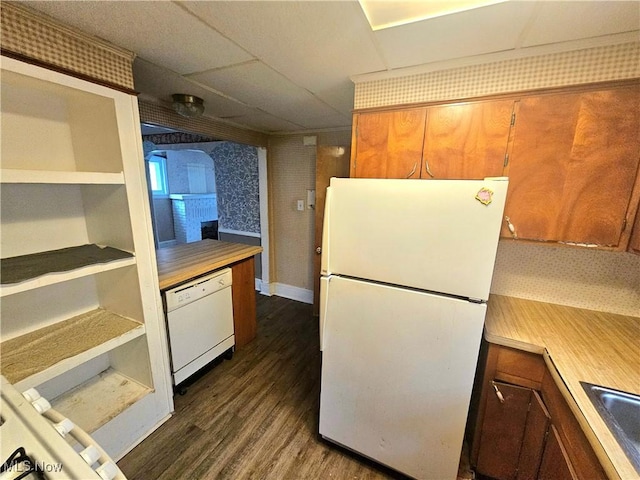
422,100,514,180
503,86,640,246
351,108,426,179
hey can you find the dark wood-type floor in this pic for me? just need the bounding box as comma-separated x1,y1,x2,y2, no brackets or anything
118,295,410,479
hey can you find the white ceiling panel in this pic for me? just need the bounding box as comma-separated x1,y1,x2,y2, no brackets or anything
134,59,257,119
188,61,342,120
20,1,639,134
309,80,357,117
27,1,254,74
181,1,386,95
521,1,640,48
295,113,354,130
374,1,538,69
225,113,305,133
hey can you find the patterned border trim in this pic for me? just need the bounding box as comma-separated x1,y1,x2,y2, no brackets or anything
139,101,268,148
142,132,216,145
354,42,640,109
1,2,134,90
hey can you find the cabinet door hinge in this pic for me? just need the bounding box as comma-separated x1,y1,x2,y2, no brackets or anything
511,112,516,126
504,153,509,167
622,217,627,232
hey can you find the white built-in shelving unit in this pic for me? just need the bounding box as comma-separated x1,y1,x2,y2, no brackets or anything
0,56,174,459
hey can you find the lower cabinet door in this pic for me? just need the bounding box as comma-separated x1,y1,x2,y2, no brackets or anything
476,382,532,480
537,425,578,480
517,391,551,480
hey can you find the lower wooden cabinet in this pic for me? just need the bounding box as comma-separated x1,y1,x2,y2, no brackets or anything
230,256,258,348
476,382,549,480
537,425,578,480
470,343,606,480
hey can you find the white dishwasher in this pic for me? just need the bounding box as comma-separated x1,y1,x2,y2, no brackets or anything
165,268,235,387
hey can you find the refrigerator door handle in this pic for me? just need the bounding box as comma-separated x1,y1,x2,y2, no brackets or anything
319,275,331,351
321,186,332,276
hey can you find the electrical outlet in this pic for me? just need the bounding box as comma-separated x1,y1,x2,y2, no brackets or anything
297,200,304,211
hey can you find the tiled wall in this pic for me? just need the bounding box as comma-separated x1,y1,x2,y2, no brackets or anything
354,42,640,109
492,242,639,317
1,2,134,90
268,131,351,291
353,42,640,316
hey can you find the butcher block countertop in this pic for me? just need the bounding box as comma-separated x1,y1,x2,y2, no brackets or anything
156,239,262,291
485,295,640,480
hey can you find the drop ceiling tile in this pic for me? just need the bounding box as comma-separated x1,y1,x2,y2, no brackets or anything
181,2,385,95
295,113,353,130
521,1,640,48
134,59,257,119
225,113,305,133
188,61,341,121
374,1,537,69
27,1,254,74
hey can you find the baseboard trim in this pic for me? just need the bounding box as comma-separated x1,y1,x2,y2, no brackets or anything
272,283,313,304
218,227,261,238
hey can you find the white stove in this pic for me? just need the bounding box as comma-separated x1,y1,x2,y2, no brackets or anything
0,376,125,480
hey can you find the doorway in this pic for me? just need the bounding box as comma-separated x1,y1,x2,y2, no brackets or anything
142,133,270,293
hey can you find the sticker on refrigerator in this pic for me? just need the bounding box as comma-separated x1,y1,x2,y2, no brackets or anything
475,187,493,206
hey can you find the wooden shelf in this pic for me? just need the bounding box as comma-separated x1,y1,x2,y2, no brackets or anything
51,368,152,434
0,245,135,297
0,169,125,184
1,308,145,389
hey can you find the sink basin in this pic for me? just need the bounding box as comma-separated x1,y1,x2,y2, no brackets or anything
581,382,640,474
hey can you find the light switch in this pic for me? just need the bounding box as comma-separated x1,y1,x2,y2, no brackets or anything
307,189,315,209
297,200,304,211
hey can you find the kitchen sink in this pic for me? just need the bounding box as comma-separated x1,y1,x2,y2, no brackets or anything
581,382,640,474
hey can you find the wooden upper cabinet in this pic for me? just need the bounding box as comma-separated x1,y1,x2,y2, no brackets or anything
351,108,426,179
503,86,640,246
422,100,514,179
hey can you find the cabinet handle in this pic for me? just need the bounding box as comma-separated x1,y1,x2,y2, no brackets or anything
424,159,434,178
492,381,505,403
406,162,417,178
505,216,518,239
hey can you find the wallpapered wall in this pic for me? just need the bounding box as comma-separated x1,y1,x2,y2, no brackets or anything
143,141,261,240
209,142,260,235
353,42,640,316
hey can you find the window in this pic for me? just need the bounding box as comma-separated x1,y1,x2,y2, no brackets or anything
148,155,168,196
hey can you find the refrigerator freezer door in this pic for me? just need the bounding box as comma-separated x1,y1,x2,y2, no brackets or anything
319,275,486,480
321,178,508,301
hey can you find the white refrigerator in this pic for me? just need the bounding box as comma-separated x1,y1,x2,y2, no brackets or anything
318,177,508,480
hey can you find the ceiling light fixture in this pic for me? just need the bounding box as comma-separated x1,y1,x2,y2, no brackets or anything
358,0,508,31
172,94,205,118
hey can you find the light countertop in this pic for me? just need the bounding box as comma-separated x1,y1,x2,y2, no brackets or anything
156,239,262,291
484,295,639,480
